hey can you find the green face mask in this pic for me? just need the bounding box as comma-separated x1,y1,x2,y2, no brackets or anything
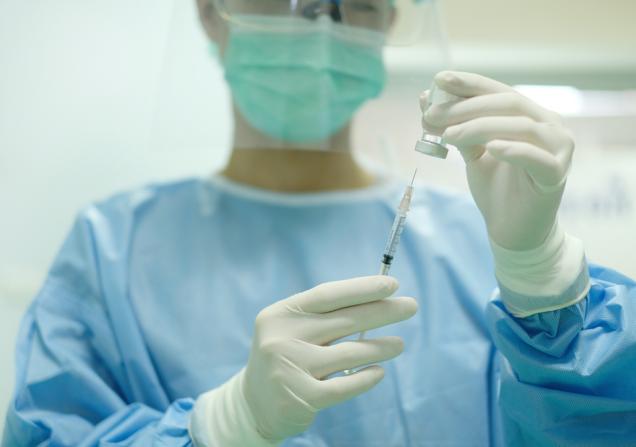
223,15,387,144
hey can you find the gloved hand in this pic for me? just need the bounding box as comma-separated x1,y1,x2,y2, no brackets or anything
189,276,418,446
422,71,573,251
421,71,589,317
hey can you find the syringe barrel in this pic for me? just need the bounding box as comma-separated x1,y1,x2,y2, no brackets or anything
379,262,391,276
383,213,407,258
399,186,414,213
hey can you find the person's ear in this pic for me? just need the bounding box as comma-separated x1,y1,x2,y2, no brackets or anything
386,7,396,33
195,0,227,44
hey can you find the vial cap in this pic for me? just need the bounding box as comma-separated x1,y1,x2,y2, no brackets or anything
414,139,449,159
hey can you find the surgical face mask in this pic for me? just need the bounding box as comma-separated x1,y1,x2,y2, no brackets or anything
222,15,386,144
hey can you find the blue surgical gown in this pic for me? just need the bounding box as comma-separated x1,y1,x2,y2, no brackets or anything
3,176,636,446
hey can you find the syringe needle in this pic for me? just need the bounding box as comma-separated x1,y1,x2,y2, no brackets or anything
410,168,418,186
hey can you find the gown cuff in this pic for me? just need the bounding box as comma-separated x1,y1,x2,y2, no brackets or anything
189,368,280,447
490,222,591,318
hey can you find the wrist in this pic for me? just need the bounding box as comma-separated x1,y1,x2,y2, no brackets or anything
489,222,590,318
189,368,281,447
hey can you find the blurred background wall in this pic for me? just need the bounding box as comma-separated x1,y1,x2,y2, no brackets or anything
1,0,635,434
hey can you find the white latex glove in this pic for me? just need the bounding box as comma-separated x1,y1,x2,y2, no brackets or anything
190,276,418,446
421,71,589,317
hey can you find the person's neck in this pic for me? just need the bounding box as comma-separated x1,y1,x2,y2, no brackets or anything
222,149,375,192
221,107,375,192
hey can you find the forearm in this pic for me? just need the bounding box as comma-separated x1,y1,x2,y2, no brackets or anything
488,265,636,446
3,398,195,446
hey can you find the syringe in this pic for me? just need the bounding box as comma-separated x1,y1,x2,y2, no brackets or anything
343,170,417,375
360,168,416,340
377,169,417,277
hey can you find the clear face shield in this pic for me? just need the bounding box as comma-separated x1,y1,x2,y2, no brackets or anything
205,0,450,161
214,0,423,43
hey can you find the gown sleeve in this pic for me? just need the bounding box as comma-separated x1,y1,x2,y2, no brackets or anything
487,264,636,446
2,206,195,447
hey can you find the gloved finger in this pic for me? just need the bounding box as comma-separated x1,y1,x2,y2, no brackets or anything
425,92,561,129
485,139,568,190
419,89,430,112
419,90,449,136
284,276,399,314
419,89,443,133
312,297,418,344
421,115,447,138
310,365,385,409
443,116,559,154
434,71,516,98
310,336,404,379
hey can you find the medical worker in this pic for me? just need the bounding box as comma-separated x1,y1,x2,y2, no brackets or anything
4,0,636,445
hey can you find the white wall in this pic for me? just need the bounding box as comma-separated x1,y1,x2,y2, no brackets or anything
0,0,231,433
1,0,635,437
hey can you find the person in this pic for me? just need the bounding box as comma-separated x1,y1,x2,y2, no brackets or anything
3,0,636,445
